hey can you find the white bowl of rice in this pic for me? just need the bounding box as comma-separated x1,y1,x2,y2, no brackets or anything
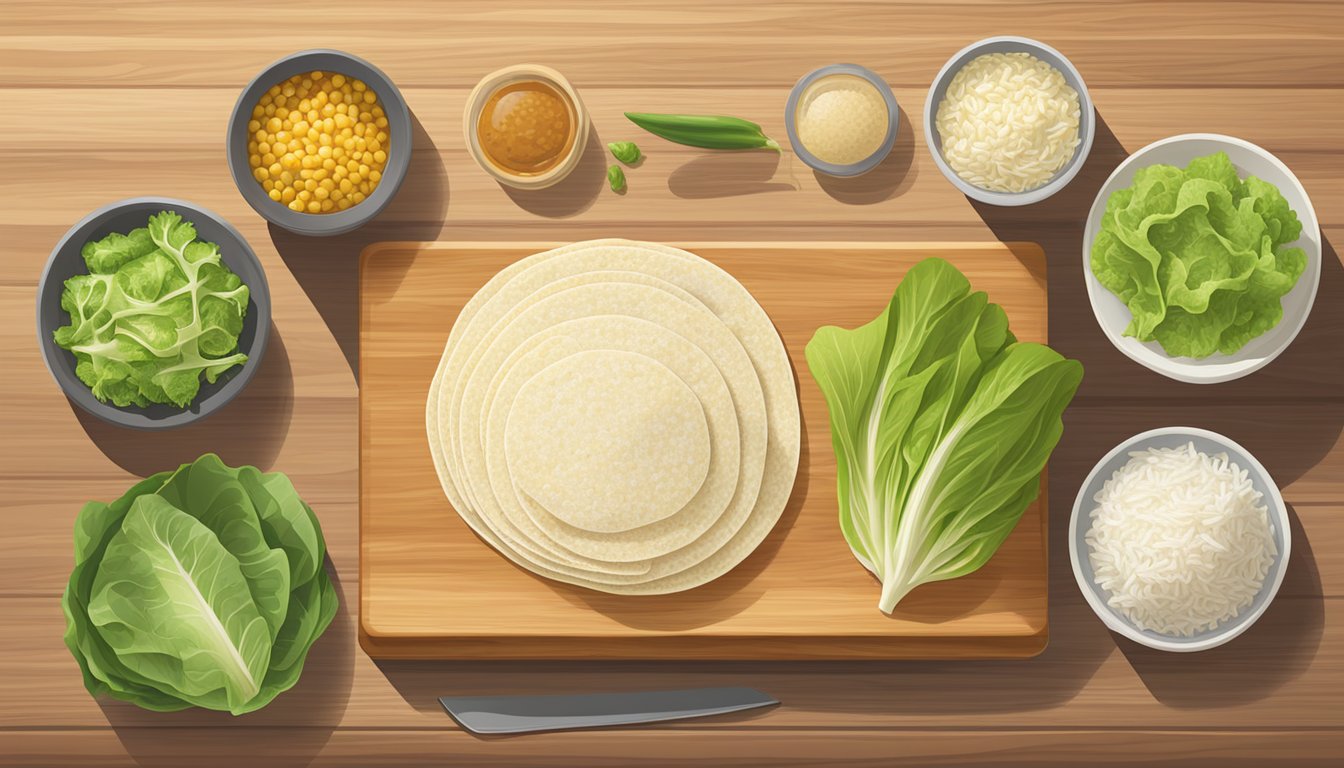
924,36,1094,205
1069,427,1290,652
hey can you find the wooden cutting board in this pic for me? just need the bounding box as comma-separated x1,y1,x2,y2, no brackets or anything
359,242,1050,659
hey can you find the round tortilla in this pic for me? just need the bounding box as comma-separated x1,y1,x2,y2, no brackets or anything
506,349,711,533
425,240,800,594
489,315,743,564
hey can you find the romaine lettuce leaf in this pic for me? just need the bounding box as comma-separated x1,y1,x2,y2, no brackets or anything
806,258,1082,613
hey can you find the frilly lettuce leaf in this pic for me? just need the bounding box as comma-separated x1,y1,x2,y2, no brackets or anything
54,211,250,408
1090,151,1306,358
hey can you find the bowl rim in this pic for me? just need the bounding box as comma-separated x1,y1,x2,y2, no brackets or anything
1081,132,1322,384
784,62,900,178
462,63,591,190
922,35,1095,206
226,48,412,237
35,196,271,430
1068,425,1292,652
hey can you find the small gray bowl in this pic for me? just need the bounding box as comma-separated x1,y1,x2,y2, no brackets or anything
1069,427,1291,652
785,63,899,178
36,198,271,430
924,36,1094,206
227,49,412,237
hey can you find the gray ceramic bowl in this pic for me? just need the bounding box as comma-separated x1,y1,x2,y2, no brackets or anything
1069,427,1291,652
227,49,412,237
784,63,899,178
923,36,1094,206
36,198,271,429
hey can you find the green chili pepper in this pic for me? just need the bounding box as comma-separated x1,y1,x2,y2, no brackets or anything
608,141,642,165
624,112,780,151
607,164,627,192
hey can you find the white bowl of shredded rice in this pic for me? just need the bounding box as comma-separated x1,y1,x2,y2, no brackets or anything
1069,427,1290,652
924,36,1094,205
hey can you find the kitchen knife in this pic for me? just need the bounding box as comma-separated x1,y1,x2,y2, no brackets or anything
438,687,778,735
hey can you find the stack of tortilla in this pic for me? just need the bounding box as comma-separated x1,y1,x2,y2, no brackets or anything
425,239,800,594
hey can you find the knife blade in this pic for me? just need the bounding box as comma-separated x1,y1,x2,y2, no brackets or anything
438,687,778,735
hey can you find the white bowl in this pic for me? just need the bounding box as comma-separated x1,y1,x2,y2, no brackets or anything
1082,134,1321,384
924,36,1095,206
1069,426,1291,652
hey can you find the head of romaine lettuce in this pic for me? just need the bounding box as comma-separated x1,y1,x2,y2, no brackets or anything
61,454,337,715
54,211,250,408
1090,151,1306,358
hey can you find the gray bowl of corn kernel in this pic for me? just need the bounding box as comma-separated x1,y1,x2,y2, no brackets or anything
227,49,412,237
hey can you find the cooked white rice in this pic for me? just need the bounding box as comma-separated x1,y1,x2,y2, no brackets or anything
1085,443,1277,638
935,51,1081,193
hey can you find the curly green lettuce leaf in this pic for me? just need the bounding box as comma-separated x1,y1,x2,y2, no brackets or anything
1090,151,1306,358
53,211,250,408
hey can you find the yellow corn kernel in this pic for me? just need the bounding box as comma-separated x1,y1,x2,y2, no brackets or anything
314,186,330,201
307,200,322,213
299,168,314,180
313,168,328,181
251,105,265,119
280,170,295,185
337,197,353,210
281,187,297,203
352,191,366,204
267,161,282,175
262,153,277,166
349,172,362,184
320,199,335,212
369,168,382,182
331,73,346,87
352,79,366,92
297,189,312,201
375,130,388,143
282,83,296,97
267,188,282,202
321,158,336,170
363,91,376,104
288,199,304,211
310,70,323,80
339,178,353,193
248,153,261,167
346,159,360,172
372,150,387,164
253,167,269,182
263,104,276,116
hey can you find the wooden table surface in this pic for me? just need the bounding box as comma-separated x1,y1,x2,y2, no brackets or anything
2,1,1340,765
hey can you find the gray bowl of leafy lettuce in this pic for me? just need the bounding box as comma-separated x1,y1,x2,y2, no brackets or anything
36,198,271,429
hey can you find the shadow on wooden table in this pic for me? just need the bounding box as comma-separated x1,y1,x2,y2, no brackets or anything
270,111,450,378
74,325,294,475
1119,504,1324,707
503,129,606,217
99,562,356,767
814,107,918,204
668,149,794,199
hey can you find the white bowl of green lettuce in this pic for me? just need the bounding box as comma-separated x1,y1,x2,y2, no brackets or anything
1083,134,1320,384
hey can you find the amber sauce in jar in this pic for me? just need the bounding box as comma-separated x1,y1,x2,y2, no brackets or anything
476,80,576,176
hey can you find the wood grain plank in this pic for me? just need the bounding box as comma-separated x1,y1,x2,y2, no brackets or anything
2,728,1342,768
2,1,1341,88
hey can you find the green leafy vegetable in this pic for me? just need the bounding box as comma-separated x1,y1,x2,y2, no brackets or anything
625,112,780,151
806,258,1082,613
607,164,627,192
62,454,337,715
608,141,642,165
1090,151,1307,358
54,211,250,408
